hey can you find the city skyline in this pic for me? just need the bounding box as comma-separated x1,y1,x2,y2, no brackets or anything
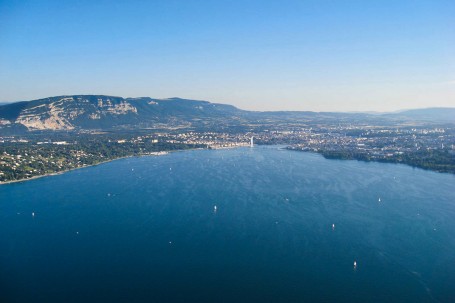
0,0,454,112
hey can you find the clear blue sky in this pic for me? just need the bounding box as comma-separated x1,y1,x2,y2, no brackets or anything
0,0,453,111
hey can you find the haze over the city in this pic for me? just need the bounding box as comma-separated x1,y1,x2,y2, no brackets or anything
0,0,453,112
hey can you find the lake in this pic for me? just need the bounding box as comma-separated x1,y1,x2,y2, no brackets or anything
1,146,454,302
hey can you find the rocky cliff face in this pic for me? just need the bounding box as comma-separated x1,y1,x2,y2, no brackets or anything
9,96,140,130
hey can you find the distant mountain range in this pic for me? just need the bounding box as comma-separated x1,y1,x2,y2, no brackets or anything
385,108,455,122
0,95,454,133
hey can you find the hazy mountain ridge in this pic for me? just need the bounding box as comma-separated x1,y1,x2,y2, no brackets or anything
385,108,455,122
0,95,453,133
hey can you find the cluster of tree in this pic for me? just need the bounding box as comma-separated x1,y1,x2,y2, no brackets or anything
320,149,455,174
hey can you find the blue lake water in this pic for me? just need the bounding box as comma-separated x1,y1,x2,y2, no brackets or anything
1,146,454,302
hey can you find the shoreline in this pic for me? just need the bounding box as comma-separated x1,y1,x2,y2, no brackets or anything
3,145,453,185
0,149,204,186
